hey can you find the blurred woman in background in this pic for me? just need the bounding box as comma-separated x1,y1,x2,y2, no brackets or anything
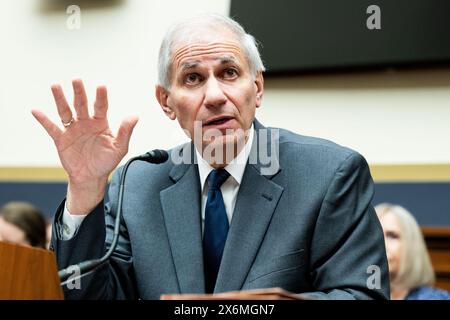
0,201,47,249
376,203,450,300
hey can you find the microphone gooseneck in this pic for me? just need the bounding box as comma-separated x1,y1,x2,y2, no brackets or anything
58,149,169,284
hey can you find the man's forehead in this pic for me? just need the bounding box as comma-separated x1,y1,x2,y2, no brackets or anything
172,41,246,71
180,55,238,69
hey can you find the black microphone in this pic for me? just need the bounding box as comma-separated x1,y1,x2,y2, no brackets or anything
134,149,169,163
58,149,169,284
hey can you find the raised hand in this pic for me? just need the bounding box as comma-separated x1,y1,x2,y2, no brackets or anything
32,79,139,214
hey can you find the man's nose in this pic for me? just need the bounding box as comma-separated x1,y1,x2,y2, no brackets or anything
204,77,227,108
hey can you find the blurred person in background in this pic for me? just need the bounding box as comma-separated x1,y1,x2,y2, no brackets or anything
0,201,47,249
376,203,450,300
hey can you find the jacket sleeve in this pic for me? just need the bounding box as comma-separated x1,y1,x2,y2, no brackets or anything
51,169,138,300
303,152,390,300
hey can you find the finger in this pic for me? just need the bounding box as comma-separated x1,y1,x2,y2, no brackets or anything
31,109,62,141
72,79,89,120
93,86,108,120
51,84,73,124
116,116,139,151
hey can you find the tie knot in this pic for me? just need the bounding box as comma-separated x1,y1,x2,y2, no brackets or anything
207,169,230,190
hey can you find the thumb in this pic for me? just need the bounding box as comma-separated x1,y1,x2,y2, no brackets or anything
31,109,62,141
116,115,139,151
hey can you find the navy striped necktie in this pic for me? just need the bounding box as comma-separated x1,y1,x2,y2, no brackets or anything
203,168,230,293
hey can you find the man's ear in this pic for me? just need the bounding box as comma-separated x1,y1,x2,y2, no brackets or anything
155,85,176,120
254,71,264,108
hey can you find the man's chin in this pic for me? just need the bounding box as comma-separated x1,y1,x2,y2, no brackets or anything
200,134,246,166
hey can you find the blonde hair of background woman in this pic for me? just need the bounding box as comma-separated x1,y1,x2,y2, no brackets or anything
375,203,435,291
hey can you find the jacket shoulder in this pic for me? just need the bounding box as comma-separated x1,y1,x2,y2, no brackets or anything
273,126,362,163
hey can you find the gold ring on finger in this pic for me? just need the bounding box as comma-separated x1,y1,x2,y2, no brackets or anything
62,117,74,128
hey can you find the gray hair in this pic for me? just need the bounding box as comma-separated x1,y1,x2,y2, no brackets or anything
375,203,435,291
157,13,265,90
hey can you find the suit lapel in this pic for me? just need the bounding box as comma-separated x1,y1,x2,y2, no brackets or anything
159,121,282,294
160,144,205,294
215,124,284,293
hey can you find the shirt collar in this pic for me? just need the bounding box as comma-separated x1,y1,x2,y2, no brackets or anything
196,124,254,190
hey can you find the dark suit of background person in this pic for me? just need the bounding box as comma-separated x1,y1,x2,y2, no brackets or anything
51,119,389,300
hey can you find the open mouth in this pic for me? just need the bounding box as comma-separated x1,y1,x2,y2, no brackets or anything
204,116,234,127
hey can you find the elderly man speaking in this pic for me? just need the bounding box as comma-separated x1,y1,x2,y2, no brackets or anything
32,13,389,300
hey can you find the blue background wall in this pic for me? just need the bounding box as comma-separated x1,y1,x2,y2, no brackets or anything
1,181,449,226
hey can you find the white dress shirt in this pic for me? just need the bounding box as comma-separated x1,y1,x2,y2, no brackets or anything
197,125,254,232
60,125,254,240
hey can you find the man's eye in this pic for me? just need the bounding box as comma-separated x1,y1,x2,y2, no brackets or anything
223,68,238,79
185,73,201,84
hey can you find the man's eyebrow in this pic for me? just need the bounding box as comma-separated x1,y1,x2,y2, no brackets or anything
179,56,239,71
219,56,238,64
180,60,201,71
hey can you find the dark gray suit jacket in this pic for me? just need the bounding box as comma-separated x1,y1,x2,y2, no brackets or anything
52,120,390,299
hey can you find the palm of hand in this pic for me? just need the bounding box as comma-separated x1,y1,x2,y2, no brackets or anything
32,79,139,183
56,119,123,182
